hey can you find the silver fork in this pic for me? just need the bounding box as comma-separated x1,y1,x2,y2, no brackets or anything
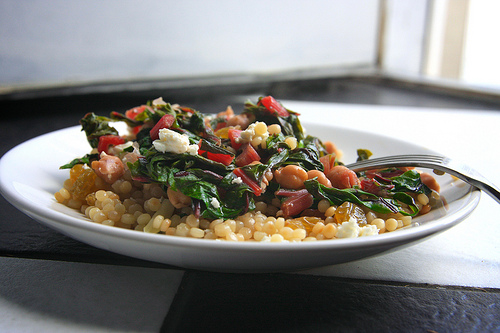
344,154,500,204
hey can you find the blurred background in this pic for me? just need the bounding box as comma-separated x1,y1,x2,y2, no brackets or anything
1,0,499,95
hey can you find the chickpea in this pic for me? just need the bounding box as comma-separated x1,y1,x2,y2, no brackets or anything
323,141,338,155
326,165,360,189
227,114,251,129
420,172,440,192
91,154,125,184
167,187,192,208
419,204,432,215
307,170,332,187
260,169,274,191
274,165,308,189
262,169,274,186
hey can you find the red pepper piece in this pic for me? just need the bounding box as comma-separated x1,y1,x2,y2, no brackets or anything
197,140,235,166
258,96,290,117
150,114,176,140
130,126,142,136
234,143,260,167
97,135,126,154
207,151,234,166
125,105,149,120
198,149,234,166
116,105,151,136
227,128,243,150
180,107,196,114
214,121,227,131
233,168,263,196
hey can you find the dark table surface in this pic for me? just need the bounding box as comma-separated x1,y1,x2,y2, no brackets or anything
1,76,499,332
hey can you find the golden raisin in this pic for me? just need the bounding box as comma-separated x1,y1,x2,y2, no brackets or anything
214,126,230,139
71,168,97,200
334,202,367,225
285,216,323,233
69,164,86,181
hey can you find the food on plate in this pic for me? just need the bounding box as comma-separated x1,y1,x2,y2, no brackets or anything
55,96,442,242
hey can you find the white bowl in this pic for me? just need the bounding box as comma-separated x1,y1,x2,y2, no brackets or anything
0,123,480,272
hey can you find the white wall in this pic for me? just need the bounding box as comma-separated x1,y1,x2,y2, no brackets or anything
382,0,500,91
461,0,500,89
381,0,429,76
0,0,380,88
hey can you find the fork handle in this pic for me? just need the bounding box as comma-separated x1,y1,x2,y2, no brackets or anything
346,158,500,205
468,178,500,204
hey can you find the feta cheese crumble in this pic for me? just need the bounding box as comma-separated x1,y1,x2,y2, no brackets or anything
152,97,167,106
232,177,243,184
110,141,139,156
153,128,199,155
210,197,220,209
335,218,379,238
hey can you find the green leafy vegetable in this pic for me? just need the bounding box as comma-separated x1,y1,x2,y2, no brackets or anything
243,100,305,141
304,178,420,216
284,139,324,171
60,153,99,169
390,170,432,195
80,113,119,148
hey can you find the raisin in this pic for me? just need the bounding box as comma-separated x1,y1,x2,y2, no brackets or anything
286,216,323,233
71,168,97,200
334,202,367,225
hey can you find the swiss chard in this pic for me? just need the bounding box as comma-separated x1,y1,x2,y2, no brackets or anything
130,158,254,219
80,113,119,148
304,179,420,216
283,138,324,171
243,99,305,141
60,153,99,169
390,170,432,195
240,148,289,184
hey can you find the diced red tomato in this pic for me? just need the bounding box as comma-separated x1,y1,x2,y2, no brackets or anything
233,168,263,196
258,96,290,117
150,114,176,140
227,128,243,150
97,135,126,154
235,143,260,167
